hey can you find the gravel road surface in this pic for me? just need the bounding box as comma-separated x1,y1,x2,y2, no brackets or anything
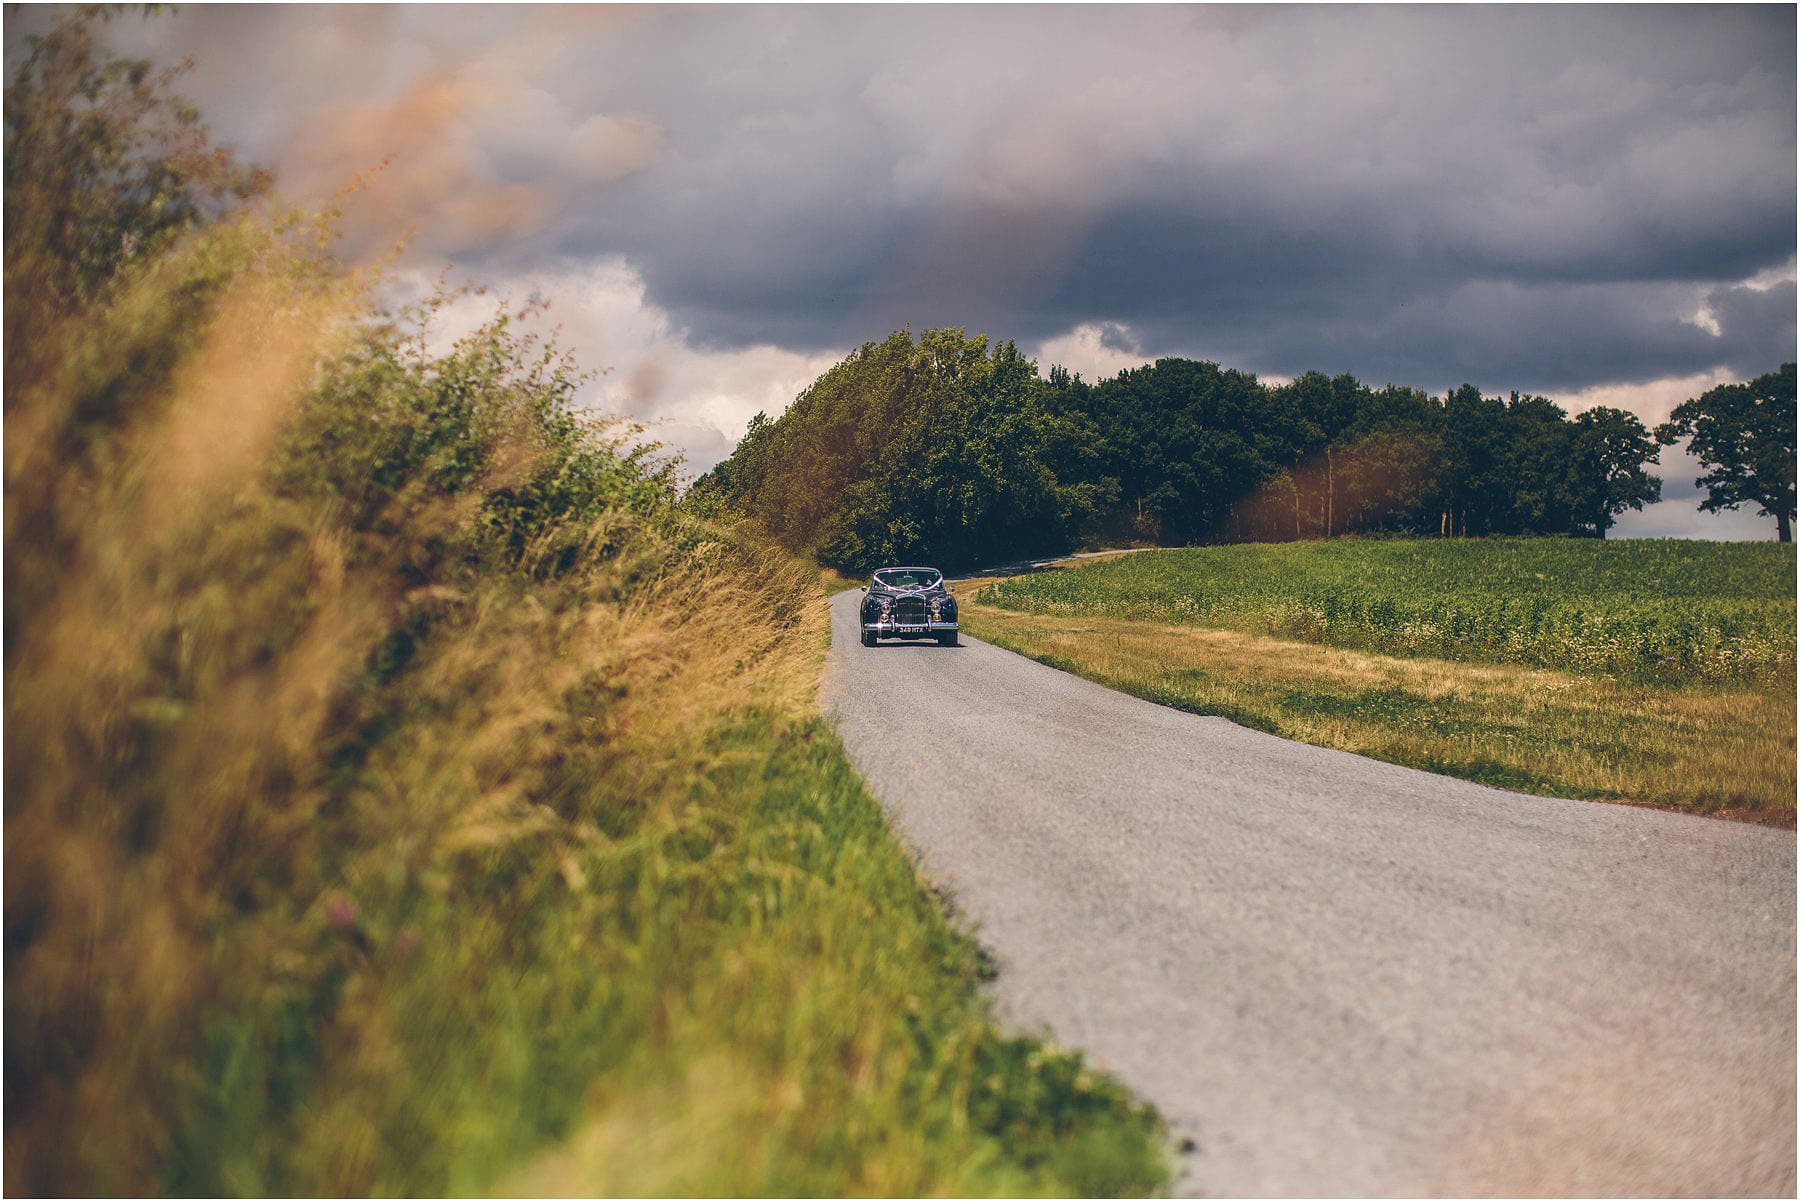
822,590,1795,1196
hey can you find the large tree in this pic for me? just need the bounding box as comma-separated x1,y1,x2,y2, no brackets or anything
1656,364,1797,541
1567,406,1663,537
693,329,1100,570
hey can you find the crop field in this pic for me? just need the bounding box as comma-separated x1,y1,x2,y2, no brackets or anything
977,539,1796,684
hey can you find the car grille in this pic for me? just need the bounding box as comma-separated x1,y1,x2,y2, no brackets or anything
894,596,928,624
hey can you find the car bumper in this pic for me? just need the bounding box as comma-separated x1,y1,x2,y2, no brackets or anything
861,619,958,634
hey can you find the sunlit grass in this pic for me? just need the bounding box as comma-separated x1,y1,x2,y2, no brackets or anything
963,589,1795,823
977,540,1796,685
821,564,866,595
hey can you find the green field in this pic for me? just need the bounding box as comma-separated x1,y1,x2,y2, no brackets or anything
979,539,1796,684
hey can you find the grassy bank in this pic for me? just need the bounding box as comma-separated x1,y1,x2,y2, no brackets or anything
5,249,1169,1196
962,545,1796,823
977,540,1795,684
4,30,1169,1187
160,699,1170,1196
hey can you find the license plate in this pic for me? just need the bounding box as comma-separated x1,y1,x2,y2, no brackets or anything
899,625,925,634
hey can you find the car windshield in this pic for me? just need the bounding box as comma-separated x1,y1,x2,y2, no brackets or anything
873,568,942,590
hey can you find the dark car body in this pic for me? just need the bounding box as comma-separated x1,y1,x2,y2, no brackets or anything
859,566,958,646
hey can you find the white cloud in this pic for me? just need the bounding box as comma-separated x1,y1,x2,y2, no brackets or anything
1033,323,1156,382
395,260,841,478
1556,368,1739,427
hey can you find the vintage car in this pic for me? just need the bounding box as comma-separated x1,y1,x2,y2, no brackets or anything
859,566,958,646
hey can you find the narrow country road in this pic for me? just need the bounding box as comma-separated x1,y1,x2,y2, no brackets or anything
821,591,1796,1196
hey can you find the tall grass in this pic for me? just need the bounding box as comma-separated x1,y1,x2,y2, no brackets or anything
5,100,1167,1202
980,540,1796,684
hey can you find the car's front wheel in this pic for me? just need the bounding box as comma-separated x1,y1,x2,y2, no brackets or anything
936,631,958,647
861,629,877,647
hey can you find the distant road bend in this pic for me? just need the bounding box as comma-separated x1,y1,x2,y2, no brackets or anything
822,591,1795,1196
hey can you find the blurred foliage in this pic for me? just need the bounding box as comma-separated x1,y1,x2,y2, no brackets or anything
4,6,271,317
4,10,1168,1195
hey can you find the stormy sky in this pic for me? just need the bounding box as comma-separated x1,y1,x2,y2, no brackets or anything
25,4,1798,536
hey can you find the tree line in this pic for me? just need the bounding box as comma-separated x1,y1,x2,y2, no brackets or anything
697,328,1793,570
1057,360,1664,546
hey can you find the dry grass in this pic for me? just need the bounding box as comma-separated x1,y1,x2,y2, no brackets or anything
820,564,866,595
6,214,1168,1195
963,589,1795,823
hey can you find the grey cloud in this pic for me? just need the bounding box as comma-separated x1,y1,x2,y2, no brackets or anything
1096,323,1140,356
44,3,1799,396
1650,440,1716,503
1706,281,1799,378
1139,276,1794,397
550,5,1795,391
